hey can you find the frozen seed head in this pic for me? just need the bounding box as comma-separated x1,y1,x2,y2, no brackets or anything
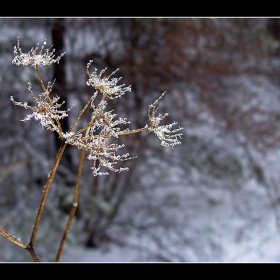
64,132,133,176
87,137,131,176
10,82,73,131
148,92,183,147
12,37,66,67
90,97,131,138
86,63,131,99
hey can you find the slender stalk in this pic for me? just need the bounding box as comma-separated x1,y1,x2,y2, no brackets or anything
81,127,149,142
34,65,46,92
25,246,40,262
55,121,92,262
0,226,28,248
119,127,149,135
0,227,40,262
69,96,93,133
55,148,85,262
29,141,67,248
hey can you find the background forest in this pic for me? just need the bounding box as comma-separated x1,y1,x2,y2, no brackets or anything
1,17,280,262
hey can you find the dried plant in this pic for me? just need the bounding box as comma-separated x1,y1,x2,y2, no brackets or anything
0,37,183,262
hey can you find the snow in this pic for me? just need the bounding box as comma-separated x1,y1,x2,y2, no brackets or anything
60,216,280,262
59,164,280,262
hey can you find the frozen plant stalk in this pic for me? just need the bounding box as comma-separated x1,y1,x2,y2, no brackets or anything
1,37,183,262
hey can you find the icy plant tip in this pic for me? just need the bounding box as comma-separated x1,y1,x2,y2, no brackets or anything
86,62,131,99
12,36,66,67
11,81,74,134
148,92,183,147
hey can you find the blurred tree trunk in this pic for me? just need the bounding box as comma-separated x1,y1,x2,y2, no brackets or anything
51,18,79,219
51,18,75,177
267,18,280,41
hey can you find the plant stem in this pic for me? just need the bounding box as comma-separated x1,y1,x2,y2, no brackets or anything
29,141,67,249
69,96,93,133
55,119,93,262
34,65,46,92
0,226,28,248
0,226,40,262
25,245,40,262
55,148,85,262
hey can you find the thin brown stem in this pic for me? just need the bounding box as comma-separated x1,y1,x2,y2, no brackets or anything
55,118,93,262
25,246,40,262
54,119,65,139
29,141,67,248
119,127,149,135
55,148,85,262
0,226,40,262
81,127,149,142
34,65,46,92
0,226,28,248
69,96,93,132
70,120,96,139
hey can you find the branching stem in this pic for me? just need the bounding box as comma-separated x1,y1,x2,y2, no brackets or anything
55,148,85,262
55,118,93,262
0,227,40,262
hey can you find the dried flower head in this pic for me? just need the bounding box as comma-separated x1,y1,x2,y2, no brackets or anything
90,94,131,138
86,62,131,99
87,137,131,176
148,92,183,147
12,37,66,67
62,93,134,176
63,131,133,176
11,81,73,132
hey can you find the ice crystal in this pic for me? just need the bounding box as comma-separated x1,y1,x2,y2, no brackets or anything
12,37,66,67
86,63,131,99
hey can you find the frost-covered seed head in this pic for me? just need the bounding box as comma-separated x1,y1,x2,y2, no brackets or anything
10,82,73,131
148,92,183,147
12,37,66,67
86,64,131,99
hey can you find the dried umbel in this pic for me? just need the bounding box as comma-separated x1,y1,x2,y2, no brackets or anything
11,39,183,175
0,38,183,262
148,92,183,147
11,81,73,133
12,36,65,67
86,63,131,99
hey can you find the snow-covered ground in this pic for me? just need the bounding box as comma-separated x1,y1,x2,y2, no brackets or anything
60,166,280,263
60,219,280,262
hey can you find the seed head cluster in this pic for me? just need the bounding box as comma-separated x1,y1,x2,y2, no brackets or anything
11,38,183,176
